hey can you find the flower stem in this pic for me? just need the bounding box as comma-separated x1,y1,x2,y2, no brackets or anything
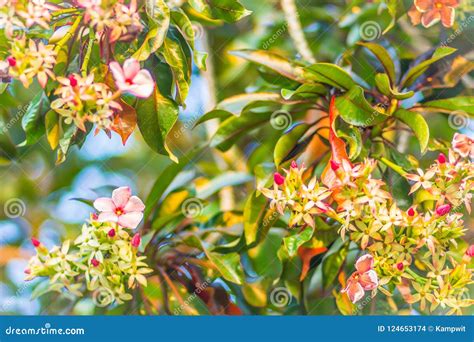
81,30,94,76
54,15,83,54
378,157,407,177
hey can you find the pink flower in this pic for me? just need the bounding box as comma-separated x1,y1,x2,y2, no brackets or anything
109,58,154,98
452,133,474,158
342,254,378,303
93,186,145,229
408,0,460,28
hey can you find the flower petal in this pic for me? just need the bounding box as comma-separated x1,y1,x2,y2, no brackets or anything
93,197,115,212
355,254,374,273
123,58,140,81
124,196,145,212
414,0,432,11
359,270,379,290
112,186,131,208
346,281,365,303
118,211,143,229
129,70,154,98
440,6,455,27
109,61,125,84
98,212,118,223
408,5,422,25
421,9,441,27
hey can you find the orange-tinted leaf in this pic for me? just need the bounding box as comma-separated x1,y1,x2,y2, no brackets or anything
225,302,243,315
298,246,327,281
111,100,137,145
322,96,350,187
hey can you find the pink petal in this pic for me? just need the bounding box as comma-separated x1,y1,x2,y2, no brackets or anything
117,211,143,229
414,0,432,11
124,196,145,212
440,6,455,27
93,197,116,212
355,254,374,273
123,58,140,80
109,61,126,85
345,281,365,303
98,212,119,223
359,270,378,290
129,70,154,98
112,186,131,208
421,9,441,27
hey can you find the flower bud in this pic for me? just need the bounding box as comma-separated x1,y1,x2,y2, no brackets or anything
7,56,16,67
69,75,78,87
290,160,298,169
437,153,447,164
396,262,404,271
91,258,100,267
466,245,474,258
407,207,416,217
435,204,451,216
108,229,116,237
330,160,340,171
31,238,41,248
24,268,31,274
131,233,141,248
91,213,98,220
49,25,71,44
274,172,285,186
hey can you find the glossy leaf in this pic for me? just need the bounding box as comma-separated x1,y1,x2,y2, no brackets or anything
393,108,429,154
358,42,396,85
304,63,356,90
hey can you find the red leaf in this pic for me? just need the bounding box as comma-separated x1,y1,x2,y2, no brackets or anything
298,246,328,281
111,100,137,145
322,95,350,188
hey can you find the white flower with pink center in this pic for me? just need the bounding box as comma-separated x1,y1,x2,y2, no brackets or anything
342,254,378,303
109,58,154,98
93,186,145,229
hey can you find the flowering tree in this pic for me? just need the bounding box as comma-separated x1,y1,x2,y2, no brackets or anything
0,0,473,315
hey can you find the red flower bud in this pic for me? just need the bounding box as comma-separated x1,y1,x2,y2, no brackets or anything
274,172,285,185
131,233,141,248
407,207,416,217
396,262,404,271
290,160,298,169
31,238,41,248
91,213,98,220
68,75,78,87
435,204,451,216
466,245,474,258
108,229,116,237
437,153,447,164
7,56,16,67
24,268,31,274
91,258,100,267
330,160,340,171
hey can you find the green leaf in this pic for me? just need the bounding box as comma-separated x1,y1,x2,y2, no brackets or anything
189,0,251,23
304,63,356,90
417,97,474,116
393,108,430,153
248,232,283,279
244,191,279,247
335,86,388,127
283,227,314,257
358,42,396,85
193,109,233,127
160,35,192,105
133,0,170,61
374,73,414,100
400,46,457,88
217,92,283,115
321,238,348,289
336,125,362,160
281,83,327,100
144,144,206,219
274,123,310,167
136,86,179,162
230,50,308,83
45,110,60,150
20,92,50,146
211,112,272,151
